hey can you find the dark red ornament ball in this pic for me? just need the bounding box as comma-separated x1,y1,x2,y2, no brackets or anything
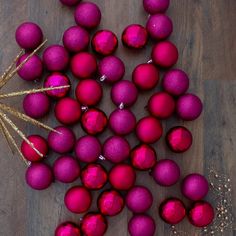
55,221,81,236
143,0,170,14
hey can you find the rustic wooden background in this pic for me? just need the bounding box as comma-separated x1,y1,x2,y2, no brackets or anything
0,0,235,235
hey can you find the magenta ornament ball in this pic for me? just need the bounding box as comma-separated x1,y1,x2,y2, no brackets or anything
23,92,50,119
55,221,81,236
176,93,203,121
60,0,81,7
15,22,43,50
181,173,209,201
143,0,170,14
25,163,53,190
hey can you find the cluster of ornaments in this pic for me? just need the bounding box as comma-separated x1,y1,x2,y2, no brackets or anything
14,0,214,235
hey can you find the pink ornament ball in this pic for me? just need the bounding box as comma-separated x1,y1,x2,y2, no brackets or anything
128,214,156,236
181,173,209,201
152,159,180,186
21,135,48,162
55,221,81,236
152,41,178,68
48,126,76,154
176,93,203,121
64,186,92,214
75,135,102,163
148,91,175,119
60,0,80,7
15,22,43,50
53,156,80,183
143,0,170,14
23,92,50,119
162,69,189,96
75,79,103,106
63,26,90,53
25,163,53,190
103,136,130,163
126,186,153,213
74,2,101,29
17,54,43,81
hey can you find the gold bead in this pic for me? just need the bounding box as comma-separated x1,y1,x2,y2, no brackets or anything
227,178,231,182
228,188,231,192
218,214,221,218
224,184,228,188
218,187,222,190
215,174,219,178
225,216,228,220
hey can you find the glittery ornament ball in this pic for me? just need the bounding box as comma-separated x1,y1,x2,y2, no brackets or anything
55,221,81,236
143,0,170,14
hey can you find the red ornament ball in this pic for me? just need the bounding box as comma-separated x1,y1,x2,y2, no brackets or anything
143,0,170,14
55,221,81,236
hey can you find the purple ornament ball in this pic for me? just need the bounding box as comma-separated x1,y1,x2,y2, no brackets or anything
143,0,170,14
60,0,80,7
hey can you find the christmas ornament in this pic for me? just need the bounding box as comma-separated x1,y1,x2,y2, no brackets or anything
60,0,80,7
55,221,81,236
143,0,170,14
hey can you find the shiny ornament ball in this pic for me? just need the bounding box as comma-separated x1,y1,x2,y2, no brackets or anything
92,30,118,56
152,159,180,186
21,135,48,162
53,156,80,183
181,173,209,201
70,52,97,79
74,2,101,29
98,190,124,216
81,163,108,190
43,45,69,71
75,79,102,106
75,135,102,163
162,69,189,96
151,41,178,68
81,108,108,135
98,56,125,84
143,0,170,14
176,93,203,121
63,26,90,53
55,221,81,236
136,116,163,143
103,136,130,163
122,24,148,49
64,186,92,214
188,201,214,227
23,92,50,119
15,22,43,50
166,126,193,153
48,126,76,154
25,163,53,190
148,91,175,119
126,186,153,213
109,109,136,136
109,164,136,190
132,63,159,90
128,214,156,236
131,144,157,170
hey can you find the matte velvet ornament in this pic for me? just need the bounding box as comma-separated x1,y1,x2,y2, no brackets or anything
103,136,130,163
143,0,170,14
109,164,136,190
64,186,92,214
63,26,90,53
23,92,50,119
132,63,159,90
130,144,157,170
25,163,53,190
75,79,103,106
15,22,43,50
21,135,48,162
44,72,70,99
181,173,209,201
109,109,136,136
60,0,81,7
162,69,189,96
43,45,69,71
81,163,108,190
53,156,80,183
81,108,108,135
70,52,97,79
166,126,193,153
55,221,81,236
152,159,180,186
98,56,125,84
136,116,163,143
122,24,148,49
176,93,203,121
148,91,175,119
126,186,153,213
98,190,124,216
159,198,186,224
74,2,101,29
92,30,118,56
48,126,76,154
128,214,156,236
188,201,214,227
151,41,178,68
111,80,138,107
